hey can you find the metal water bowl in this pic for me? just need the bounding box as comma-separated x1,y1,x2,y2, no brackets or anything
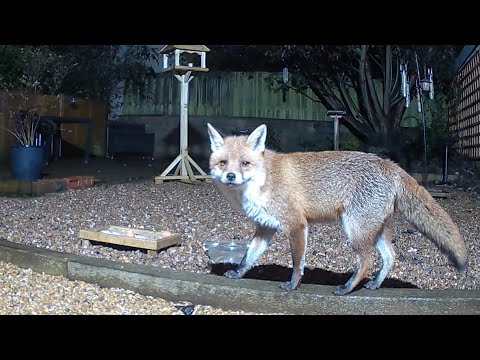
205,240,250,264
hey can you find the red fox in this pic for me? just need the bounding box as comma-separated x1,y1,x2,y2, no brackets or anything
207,123,468,295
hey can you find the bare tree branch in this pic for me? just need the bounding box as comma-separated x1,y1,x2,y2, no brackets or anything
336,74,362,119
359,45,378,132
273,78,322,103
383,45,392,114
365,52,384,121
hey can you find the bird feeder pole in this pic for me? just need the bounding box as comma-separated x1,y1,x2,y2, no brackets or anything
155,45,212,184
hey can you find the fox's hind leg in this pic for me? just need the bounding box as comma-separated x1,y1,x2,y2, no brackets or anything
334,251,372,295
364,220,395,290
224,225,276,279
334,214,380,295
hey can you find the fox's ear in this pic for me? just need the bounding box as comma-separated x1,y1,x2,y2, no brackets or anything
207,123,224,152
247,124,267,152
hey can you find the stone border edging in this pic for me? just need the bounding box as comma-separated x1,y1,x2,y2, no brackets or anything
0,239,478,315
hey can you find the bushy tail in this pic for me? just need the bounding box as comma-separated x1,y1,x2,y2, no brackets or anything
396,172,468,272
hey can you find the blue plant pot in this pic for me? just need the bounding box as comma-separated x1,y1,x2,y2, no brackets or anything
10,145,45,181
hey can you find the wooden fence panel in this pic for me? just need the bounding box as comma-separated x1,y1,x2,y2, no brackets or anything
122,71,330,121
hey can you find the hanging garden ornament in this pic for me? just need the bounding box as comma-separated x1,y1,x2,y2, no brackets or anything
428,68,434,100
400,63,408,97
283,67,289,84
400,63,410,108
405,81,410,108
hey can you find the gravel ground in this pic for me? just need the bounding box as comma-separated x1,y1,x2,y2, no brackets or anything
0,260,266,315
0,180,479,314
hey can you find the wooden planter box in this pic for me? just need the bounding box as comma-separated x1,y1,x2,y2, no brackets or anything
78,225,181,257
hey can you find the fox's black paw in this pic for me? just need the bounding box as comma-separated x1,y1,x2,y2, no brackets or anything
333,285,351,296
224,270,241,279
280,281,298,291
364,280,381,290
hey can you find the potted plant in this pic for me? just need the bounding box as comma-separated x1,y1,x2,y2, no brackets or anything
4,109,46,180
0,90,62,180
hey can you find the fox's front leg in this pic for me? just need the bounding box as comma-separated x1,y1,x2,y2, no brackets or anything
281,224,308,291
224,225,277,279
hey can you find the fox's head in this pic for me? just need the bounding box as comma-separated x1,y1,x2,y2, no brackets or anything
207,123,267,187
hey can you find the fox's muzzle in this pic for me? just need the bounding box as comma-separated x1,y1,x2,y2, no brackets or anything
219,171,244,186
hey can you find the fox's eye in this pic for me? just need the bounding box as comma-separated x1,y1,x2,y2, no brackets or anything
219,160,227,166
241,161,250,167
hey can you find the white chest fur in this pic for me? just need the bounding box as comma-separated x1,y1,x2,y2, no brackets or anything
240,182,282,230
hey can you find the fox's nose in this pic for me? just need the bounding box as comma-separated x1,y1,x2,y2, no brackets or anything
226,172,236,181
